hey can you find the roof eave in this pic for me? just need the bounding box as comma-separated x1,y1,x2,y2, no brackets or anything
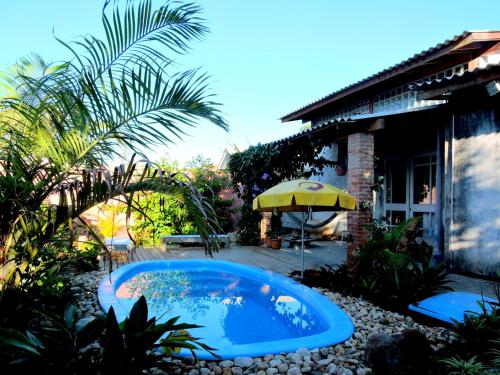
281,31,500,123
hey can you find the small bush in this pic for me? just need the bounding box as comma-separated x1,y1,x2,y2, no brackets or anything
440,356,486,375
450,297,500,366
46,241,100,272
0,296,217,375
432,285,500,374
354,218,450,310
130,157,234,246
292,218,451,312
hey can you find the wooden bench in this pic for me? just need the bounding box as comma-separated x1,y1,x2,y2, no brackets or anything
161,234,230,249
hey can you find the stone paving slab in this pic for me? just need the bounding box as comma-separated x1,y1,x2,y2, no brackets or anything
446,273,498,299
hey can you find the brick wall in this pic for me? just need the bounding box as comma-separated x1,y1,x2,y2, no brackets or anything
260,212,272,242
347,132,374,266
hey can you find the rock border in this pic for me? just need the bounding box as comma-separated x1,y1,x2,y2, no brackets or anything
70,270,454,375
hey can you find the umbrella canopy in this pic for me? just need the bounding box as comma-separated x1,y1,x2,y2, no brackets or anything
253,179,356,212
253,179,356,279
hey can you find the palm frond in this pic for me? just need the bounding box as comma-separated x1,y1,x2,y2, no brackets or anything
0,1,226,288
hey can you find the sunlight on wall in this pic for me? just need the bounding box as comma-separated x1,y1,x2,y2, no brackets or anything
448,110,500,276
455,132,500,189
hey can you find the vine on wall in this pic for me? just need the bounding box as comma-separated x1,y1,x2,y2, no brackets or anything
227,139,335,245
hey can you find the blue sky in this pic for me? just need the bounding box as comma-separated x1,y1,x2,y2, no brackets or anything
1,0,499,165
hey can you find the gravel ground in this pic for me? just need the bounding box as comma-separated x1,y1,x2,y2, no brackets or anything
70,270,455,375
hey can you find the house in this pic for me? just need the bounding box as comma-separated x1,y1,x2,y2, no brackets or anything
217,145,240,170
278,31,500,277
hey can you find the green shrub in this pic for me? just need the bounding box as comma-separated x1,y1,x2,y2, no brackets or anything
96,205,121,239
131,157,234,246
131,192,192,246
451,297,500,365
440,356,486,375
0,296,217,374
7,241,73,299
102,296,218,373
354,217,450,310
74,242,101,271
489,339,500,369
227,143,334,245
293,218,451,312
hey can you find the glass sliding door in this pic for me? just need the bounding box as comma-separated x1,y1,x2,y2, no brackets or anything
384,153,437,245
410,154,436,245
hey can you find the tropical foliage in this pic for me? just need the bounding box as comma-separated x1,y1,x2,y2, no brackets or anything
436,289,500,374
440,356,487,375
0,1,224,371
187,156,235,234
227,142,334,245
130,156,234,246
447,294,500,370
293,218,451,311
0,0,227,290
354,217,451,309
0,296,216,374
295,227,500,374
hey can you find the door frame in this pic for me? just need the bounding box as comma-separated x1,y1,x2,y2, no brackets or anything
384,152,437,244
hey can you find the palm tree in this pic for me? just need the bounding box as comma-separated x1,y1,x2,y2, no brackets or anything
0,0,228,287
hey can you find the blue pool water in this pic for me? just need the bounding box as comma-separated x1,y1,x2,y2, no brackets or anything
98,260,354,359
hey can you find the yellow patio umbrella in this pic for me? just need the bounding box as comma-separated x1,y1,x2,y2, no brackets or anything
253,179,356,278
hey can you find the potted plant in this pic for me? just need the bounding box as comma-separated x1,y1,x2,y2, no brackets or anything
270,212,282,249
270,233,282,249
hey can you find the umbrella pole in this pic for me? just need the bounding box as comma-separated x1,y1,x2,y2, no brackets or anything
301,210,305,279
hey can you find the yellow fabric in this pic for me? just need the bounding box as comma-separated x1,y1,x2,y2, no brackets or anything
253,179,356,212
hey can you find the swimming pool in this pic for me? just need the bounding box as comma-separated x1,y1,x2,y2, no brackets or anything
98,260,354,359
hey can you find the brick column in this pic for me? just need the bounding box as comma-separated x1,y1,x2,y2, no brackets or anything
260,212,271,243
347,132,374,267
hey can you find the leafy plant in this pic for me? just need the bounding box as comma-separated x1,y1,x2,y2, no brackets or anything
102,296,218,374
489,339,500,369
130,157,234,246
71,242,100,272
0,0,227,290
353,217,451,310
44,239,100,273
0,328,45,356
290,264,351,292
440,356,486,375
188,156,235,234
38,305,106,374
227,143,334,244
0,303,105,374
451,298,500,364
97,205,121,239
293,218,451,311
1,296,217,374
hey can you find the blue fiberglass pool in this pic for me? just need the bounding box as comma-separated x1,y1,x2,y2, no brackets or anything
98,260,354,359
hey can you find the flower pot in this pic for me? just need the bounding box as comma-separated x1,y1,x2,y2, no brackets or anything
335,165,347,176
265,237,272,247
271,238,282,249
